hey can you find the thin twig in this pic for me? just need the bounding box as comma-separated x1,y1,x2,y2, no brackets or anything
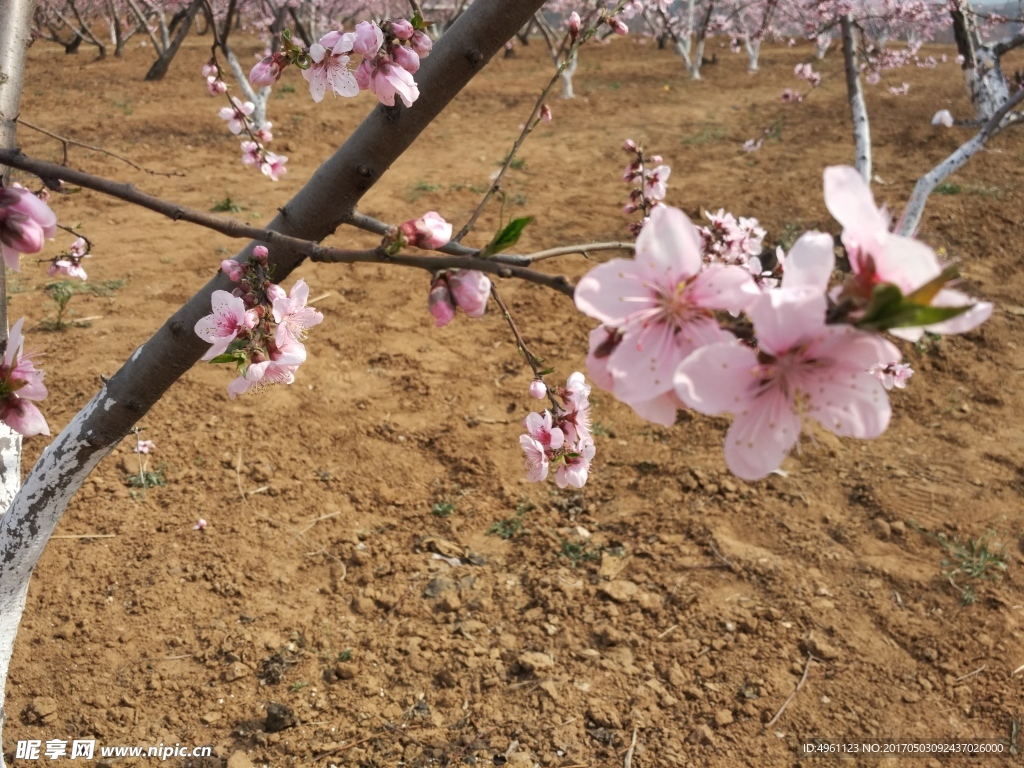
657,624,678,639
51,533,116,539
17,119,183,177
765,654,817,729
522,241,635,262
0,151,577,297
955,664,986,682
623,726,638,768
708,541,733,569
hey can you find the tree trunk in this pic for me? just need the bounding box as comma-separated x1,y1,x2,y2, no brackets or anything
144,0,201,81
224,43,270,130
841,14,871,183
64,34,83,54
559,49,577,99
745,37,760,72
0,0,32,760
951,1,1010,121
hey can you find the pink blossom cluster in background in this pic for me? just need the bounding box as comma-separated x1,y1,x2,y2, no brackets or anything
196,246,324,398
48,236,90,280
520,373,596,489
621,139,669,235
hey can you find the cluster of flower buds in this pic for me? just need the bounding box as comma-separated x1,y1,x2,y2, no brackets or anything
270,18,430,107
196,246,324,398
575,162,990,480
0,183,57,271
621,139,669,236
520,373,595,489
0,318,49,437
202,61,228,95
48,236,90,280
428,270,491,327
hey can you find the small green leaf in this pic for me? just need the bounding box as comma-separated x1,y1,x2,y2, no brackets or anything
206,353,240,365
411,10,427,29
856,282,970,331
904,265,959,306
537,367,554,376
480,216,534,258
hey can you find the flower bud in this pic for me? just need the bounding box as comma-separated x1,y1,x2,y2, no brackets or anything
428,278,456,327
447,269,491,318
221,259,246,282
249,53,285,87
353,21,384,57
567,11,581,40
539,104,552,124
609,17,628,35
392,43,420,74
410,30,432,57
400,211,452,249
253,245,269,260
390,19,414,40
623,138,638,152
528,379,546,400
202,61,217,78
266,283,286,302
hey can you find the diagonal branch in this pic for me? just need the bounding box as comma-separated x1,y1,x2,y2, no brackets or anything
897,87,1024,237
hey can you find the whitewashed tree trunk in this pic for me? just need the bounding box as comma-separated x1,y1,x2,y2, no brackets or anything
690,38,705,80
815,33,832,60
225,45,271,130
841,14,871,183
744,37,760,72
0,0,33,758
963,46,1010,122
559,49,577,99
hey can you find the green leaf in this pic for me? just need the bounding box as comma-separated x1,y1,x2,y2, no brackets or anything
207,353,241,365
411,10,427,30
856,282,970,331
904,265,959,306
480,216,534,258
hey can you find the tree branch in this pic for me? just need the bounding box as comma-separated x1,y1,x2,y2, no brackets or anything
15,119,183,177
897,87,1024,237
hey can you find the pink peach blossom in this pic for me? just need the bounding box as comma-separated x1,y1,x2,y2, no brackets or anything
574,205,759,423
0,318,48,436
303,30,359,102
272,278,324,346
674,287,900,480
195,290,257,360
447,270,490,318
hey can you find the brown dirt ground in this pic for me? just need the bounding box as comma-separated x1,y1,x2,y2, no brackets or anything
4,30,1024,768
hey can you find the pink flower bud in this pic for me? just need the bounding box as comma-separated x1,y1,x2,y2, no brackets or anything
567,12,581,40
266,283,286,302
540,104,552,124
399,211,452,249
253,245,269,259
609,17,628,35
221,259,246,282
353,21,383,57
447,269,491,318
207,76,228,95
392,44,420,74
529,379,546,400
250,54,284,87
390,19,414,40
202,61,217,78
428,278,456,327
623,138,638,152
410,30,432,57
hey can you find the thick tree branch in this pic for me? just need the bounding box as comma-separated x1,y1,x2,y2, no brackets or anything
897,88,1024,237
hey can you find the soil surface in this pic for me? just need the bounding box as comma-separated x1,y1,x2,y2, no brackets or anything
4,29,1024,768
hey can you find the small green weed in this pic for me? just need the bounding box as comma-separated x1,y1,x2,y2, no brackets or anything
408,180,444,202
337,648,352,662
114,100,132,116
432,501,456,518
212,197,243,213
935,183,962,195
680,125,727,146
279,83,296,94
289,681,309,692
559,540,600,566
